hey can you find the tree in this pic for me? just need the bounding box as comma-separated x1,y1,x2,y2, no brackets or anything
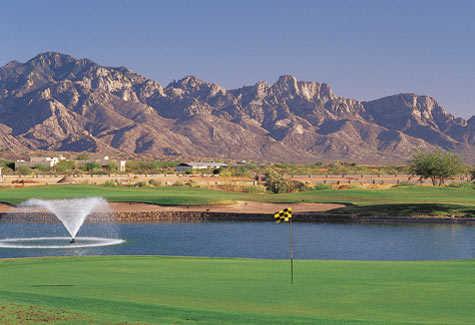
410,150,464,186
104,162,118,174
84,162,101,174
54,160,76,174
470,167,475,182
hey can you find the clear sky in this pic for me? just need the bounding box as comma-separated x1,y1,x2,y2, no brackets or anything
1,0,474,117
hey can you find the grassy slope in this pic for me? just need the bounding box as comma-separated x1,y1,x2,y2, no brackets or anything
0,256,474,324
0,185,474,218
0,184,474,207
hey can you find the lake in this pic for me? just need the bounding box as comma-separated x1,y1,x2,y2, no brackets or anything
0,222,474,260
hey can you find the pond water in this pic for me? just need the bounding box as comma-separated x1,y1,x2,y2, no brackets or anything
0,222,474,260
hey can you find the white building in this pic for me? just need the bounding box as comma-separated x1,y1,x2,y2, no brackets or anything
176,162,227,173
15,156,65,170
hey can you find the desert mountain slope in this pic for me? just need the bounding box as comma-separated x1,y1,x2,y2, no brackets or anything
0,52,473,163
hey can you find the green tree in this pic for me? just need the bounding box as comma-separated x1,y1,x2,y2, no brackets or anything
105,162,118,174
470,167,475,182
54,160,76,174
34,164,51,173
410,150,464,186
17,165,32,176
84,162,101,174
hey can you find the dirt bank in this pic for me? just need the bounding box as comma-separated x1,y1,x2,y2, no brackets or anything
0,201,342,214
107,201,344,213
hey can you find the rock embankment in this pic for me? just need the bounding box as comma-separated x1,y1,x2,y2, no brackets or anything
1,211,475,224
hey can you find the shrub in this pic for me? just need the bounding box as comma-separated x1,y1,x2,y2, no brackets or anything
314,184,332,190
134,181,147,187
54,160,76,174
83,162,102,174
126,160,178,174
470,168,475,182
33,164,51,172
148,179,161,187
104,179,119,187
104,162,118,173
264,169,306,193
17,165,32,175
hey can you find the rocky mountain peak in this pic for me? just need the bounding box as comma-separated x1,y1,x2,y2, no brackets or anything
167,75,225,98
0,52,473,163
271,75,334,101
2,60,21,70
29,51,75,65
273,74,299,94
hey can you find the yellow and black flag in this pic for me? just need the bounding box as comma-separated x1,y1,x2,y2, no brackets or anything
274,207,295,283
274,207,293,223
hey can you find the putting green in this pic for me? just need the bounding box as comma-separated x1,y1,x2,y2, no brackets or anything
0,256,474,324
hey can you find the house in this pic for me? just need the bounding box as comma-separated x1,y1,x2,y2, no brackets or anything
176,162,227,173
77,156,127,172
14,156,65,170
96,156,127,172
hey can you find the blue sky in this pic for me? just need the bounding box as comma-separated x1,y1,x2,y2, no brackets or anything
1,0,474,117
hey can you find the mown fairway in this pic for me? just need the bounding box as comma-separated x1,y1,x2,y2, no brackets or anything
0,184,475,207
0,256,473,324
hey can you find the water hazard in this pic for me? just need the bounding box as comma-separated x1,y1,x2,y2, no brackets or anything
0,222,474,260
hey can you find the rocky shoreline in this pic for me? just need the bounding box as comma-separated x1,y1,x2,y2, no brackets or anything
1,211,475,224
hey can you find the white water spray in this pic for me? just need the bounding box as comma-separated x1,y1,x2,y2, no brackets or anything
20,197,109,240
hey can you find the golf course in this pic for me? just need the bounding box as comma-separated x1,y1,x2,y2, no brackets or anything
0,256,474,324
0,184,474,324
1,184,475,217
0,183,475,206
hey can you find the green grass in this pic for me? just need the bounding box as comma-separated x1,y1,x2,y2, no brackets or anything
0,256,474,324
0,184,475,217
0,184,474,206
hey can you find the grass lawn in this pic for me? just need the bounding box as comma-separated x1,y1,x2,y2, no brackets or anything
0,184,474,217
0,256,473,324
0,184,474,206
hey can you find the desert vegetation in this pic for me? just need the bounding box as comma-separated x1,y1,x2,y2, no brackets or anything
409,150,465,186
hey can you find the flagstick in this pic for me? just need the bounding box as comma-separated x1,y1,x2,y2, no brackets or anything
289,217,294,284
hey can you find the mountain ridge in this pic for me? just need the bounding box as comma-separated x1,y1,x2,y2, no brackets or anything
0,52,473,163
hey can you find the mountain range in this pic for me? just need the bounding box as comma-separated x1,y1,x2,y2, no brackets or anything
0,52,474,163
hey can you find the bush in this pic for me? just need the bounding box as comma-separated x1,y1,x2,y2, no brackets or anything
126,160,178,174
133,181,147,187
314,184,332,190
84,162,101,174
33,164,51,173
17,165,32,175
264,169,306,193
470,168,475,182
104,179,119,187
148,179,161,187
104,162,118,173
54,160,76,174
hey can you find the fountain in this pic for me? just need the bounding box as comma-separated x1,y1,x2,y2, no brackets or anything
0,197,125,249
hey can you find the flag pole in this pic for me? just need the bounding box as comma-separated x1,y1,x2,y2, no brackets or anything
289,217,294,284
